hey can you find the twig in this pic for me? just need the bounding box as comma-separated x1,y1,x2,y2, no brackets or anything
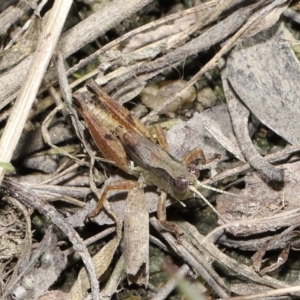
150,217,229,298
206,144,300,186
222,285,300,300
64,227,116,256
152,264,191,300
178,221,290,291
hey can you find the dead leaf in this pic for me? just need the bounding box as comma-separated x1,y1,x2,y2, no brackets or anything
252,242,290,276
227,23,300,145
124,187,149,285
216,161,300,237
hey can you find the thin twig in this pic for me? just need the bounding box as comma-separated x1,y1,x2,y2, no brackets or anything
222,285,300,300
152,264,191,300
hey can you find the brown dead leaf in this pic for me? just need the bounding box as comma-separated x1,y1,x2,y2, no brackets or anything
252,242,290,276
124,187,149,285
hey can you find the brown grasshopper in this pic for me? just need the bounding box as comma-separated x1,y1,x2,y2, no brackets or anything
72,79,237,228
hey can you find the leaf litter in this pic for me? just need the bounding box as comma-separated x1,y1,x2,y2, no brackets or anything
2,1,300,299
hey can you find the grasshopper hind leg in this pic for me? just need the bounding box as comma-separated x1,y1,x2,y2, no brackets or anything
85,180,137,222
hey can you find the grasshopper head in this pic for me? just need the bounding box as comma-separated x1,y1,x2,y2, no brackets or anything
170,173,200,201
172,176,189,195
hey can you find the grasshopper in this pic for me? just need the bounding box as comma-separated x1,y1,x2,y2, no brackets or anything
72,79,237,228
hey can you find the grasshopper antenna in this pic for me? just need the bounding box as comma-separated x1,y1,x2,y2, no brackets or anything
189,185,227,224
178,200,186,207
190,179,253,224
195,180,251,200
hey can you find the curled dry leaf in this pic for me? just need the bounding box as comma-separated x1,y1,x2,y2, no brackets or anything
223,67,283,182
252,241,290,276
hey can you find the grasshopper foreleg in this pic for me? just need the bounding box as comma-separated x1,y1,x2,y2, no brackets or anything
157,191,181,242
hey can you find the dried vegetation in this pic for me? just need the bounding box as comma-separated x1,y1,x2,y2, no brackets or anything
1,0,300,299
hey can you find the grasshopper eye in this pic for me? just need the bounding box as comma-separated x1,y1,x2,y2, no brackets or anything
173,176,189,194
